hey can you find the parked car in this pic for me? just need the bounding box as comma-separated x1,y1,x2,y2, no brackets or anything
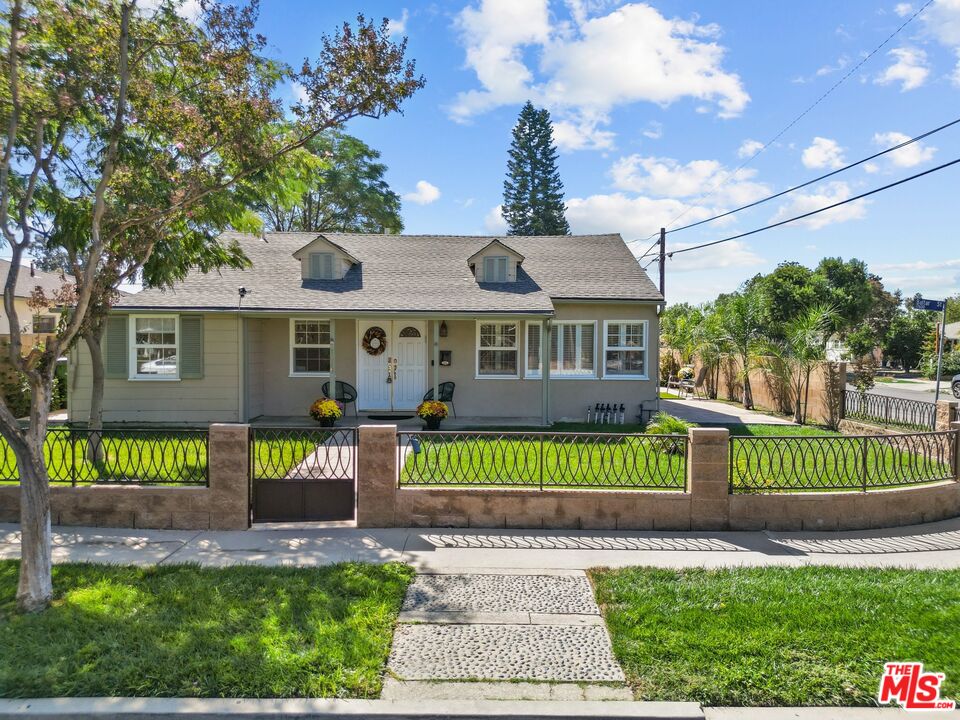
953,373,960,399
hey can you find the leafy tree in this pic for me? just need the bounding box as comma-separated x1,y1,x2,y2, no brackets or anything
883,309,933,370
257,131,403,233
814,257,873,334
945,293,960,325
502,101,569,236
0,0,423,611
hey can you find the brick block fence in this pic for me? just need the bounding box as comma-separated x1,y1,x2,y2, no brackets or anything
360,424,960,532
0,424,250,530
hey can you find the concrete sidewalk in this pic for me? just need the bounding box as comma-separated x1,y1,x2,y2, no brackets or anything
2,517,960,570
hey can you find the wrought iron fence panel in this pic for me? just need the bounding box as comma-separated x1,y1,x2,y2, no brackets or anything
843,390,937,431
0,426,208,485
398,431,687,489
250,427,356,481
730,430,957,492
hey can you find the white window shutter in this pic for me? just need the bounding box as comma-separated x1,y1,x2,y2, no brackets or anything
310,253,322,278
322,253,334,279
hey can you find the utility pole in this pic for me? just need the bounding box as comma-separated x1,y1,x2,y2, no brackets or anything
658,227,666,299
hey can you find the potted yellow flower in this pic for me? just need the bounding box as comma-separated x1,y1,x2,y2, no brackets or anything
309,398,343,427
416,400,448,430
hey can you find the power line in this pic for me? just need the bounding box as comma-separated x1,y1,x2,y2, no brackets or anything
665,115,960,234
630,0,935,242
663,156,960,258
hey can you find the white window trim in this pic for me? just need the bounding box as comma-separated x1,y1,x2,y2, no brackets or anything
526,320,597,379
289,317,332,377
602,319,649,380
475,320,519,379
128,314,180,381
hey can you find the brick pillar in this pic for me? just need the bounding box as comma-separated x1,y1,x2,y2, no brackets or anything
208,423,250,530
356,424,398,527
688,427,730,530
937,400,959,430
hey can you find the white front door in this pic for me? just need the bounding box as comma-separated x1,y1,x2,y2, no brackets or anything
357,320,427,411
357,320,391,410
393,322,427,410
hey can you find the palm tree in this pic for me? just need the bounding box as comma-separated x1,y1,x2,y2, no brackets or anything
715,289,766,409
767,305,836,423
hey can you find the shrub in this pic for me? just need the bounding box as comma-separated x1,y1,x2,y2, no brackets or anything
645,411,696,435
1,371,31,418
51,363,68,410
925,351,960,379
659,354,680,384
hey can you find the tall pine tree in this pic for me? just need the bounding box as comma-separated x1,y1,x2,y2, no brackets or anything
502,101,570,235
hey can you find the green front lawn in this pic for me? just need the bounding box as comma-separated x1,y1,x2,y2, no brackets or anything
0,561,413,698
0,430,207,485
591,566,959,706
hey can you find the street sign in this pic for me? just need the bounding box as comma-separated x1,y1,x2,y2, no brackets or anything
914,297,946,312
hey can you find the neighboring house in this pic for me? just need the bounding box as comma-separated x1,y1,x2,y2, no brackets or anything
67,233,663,424
0,259,70,340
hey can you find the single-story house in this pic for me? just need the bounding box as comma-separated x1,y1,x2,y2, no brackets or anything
66,232,664,424
0,259,70,339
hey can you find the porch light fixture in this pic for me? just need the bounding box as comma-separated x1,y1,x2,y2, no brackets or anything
439,320,448,337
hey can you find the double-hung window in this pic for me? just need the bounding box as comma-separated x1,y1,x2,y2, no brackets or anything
290,319,331,375
603,321,647,378
483,256,508,282
476,321,517,377
32,315,56,334
526,322,596,378
130,316,178,379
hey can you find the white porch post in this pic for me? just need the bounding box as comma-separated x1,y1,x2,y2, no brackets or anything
541,318,551,426
328,319,336,399
432,319,440,401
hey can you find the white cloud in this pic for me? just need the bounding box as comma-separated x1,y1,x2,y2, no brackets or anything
737,139,764,159
403,180,441,205
565,193,714,239
388,8,409,37
484,204,508,233
552,112,616,151
138,0,202,21
664,240,765,273
642,121,663,140
872,258,960,272
872,131,937,167
921,0,960,45
290,82,309,105
610,155,770,205
801,137,846,169
874,47,929,91
894,3,914,17
770,181,868,230
450,0,749,146
864,161,880,173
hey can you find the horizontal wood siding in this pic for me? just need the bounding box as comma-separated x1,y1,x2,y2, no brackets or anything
68,314,240,423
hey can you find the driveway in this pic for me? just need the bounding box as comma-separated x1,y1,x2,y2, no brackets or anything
660,397,794,425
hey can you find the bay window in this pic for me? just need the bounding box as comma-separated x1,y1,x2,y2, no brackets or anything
476,321,518,377
603,321,647,378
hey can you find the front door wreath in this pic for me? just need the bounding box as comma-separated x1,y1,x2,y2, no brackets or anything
362,326,387,356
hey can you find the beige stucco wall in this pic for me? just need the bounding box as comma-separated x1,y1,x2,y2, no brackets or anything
0,297,57,335
68,313,242,424
255,317,357,418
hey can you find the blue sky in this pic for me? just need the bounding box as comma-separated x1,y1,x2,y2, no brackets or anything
256,0,960,305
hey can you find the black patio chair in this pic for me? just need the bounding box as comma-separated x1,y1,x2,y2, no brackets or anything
422,381,456,417
321,380,358,416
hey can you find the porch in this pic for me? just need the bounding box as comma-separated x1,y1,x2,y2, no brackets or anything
249,414,546,429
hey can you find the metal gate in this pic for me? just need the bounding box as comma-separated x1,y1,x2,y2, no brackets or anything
249,427,356,522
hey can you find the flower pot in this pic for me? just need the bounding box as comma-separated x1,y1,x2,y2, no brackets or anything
317,416,336,428
424,416,442,430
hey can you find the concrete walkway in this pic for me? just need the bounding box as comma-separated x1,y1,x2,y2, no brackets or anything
3,517,960,570
660,397,794,425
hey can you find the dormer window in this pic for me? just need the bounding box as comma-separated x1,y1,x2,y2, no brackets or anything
309,252,335,279
484,256,508,282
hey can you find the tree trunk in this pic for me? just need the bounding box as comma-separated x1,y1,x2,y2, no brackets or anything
15,380,53,612
793,371,804,424
741,355,754,409
84,328,106,463
802,367,813,425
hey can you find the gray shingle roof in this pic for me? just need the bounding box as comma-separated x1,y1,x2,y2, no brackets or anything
0,259,73,298
115,232,662,313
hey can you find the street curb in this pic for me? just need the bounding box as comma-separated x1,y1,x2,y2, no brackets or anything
0,698,703,720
